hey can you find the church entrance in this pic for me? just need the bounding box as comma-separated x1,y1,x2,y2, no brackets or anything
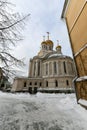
28,87,32,94
28,87,37,94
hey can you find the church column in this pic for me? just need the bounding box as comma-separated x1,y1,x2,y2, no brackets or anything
32,61,35,77
58,61,62,75
35,60,38,77
52,61,54,76
61,61,63,75
45,63,46,76
48,62,50,76
49,62,50,76
32,61,36,77
40,60,42,77
28,59,32,77
57,61,59,75
37,60,41,77
66,61,69,75
44,63,46,76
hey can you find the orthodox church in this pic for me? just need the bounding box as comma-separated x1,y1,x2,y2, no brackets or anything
12,33,76,93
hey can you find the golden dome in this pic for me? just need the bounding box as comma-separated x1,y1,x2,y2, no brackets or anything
56,45,61,49
46,40,53,46
41,41,47,45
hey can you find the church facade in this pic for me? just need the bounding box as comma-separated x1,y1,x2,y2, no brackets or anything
12,34,76,93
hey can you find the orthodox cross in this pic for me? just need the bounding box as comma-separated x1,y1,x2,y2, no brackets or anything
43,36,45,41
47,32,50,40
57,40,59,46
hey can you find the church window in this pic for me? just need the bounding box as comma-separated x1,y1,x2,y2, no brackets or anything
46,63,48,75
35,82,37,85
49,46,51,50
55,80,58,87
66,80,69,86
46,81,48,87
34,62,36,76
49,62,52,75
24,82,27,87
54,62,57,74
40,82,42,86
38,61,40,76
1,83,4,88
70,62,73,74
63,61,67,74
43,64,45,76
58,61,62,75
30,82,32,85
46,46,47,50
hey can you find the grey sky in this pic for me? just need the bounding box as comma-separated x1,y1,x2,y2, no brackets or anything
10,0,72,76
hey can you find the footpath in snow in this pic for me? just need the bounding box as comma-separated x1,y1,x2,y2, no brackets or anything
0,91,87,130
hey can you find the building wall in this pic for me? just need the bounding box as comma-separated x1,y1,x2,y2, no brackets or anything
65,0,85,33
12,56,75,92
75,81,87,100
64,0,87,100
29,57,75,78
12,78,28,92
43,77,74,88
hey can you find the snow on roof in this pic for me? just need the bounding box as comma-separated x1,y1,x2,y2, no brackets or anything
76,76,87,82
78,99,87,107
48,53,66,58
38,88,74,90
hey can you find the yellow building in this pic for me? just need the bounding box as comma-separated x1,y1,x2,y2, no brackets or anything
62,0,87,103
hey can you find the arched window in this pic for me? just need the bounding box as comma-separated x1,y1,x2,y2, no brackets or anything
54,62,57,74
66,80,69,86
35,82,37,85
34,61,36,76
38,61,40,76
46,81,48,87
49,62,52,75
63,61,67,74
40,82,42,86
70,62,73,74
24,82,27,87
49,46,51,50
46,63,48,75
45,46,47,50
30,82,32,85
55,80,58,87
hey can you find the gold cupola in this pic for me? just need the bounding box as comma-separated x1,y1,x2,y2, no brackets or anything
41,36,47,45
45,32,54,46
56,40,62,54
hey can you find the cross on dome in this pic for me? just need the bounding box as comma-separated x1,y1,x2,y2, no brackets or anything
43,36,45,41
47,32,50,40
57,40,59,46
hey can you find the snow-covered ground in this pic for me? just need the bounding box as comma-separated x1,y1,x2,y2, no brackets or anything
0,91,87,130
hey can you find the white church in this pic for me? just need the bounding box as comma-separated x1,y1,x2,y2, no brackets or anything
12,33,76,93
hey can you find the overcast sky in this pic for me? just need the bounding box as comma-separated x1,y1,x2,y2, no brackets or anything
10,0,73,76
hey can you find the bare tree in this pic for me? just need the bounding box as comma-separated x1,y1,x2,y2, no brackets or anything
0,0,30,78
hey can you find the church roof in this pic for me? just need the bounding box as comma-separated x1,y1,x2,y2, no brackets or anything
56,45,61,49
41,41,47,45
48,53,66,58
47,53,72,60
45,40,54,46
